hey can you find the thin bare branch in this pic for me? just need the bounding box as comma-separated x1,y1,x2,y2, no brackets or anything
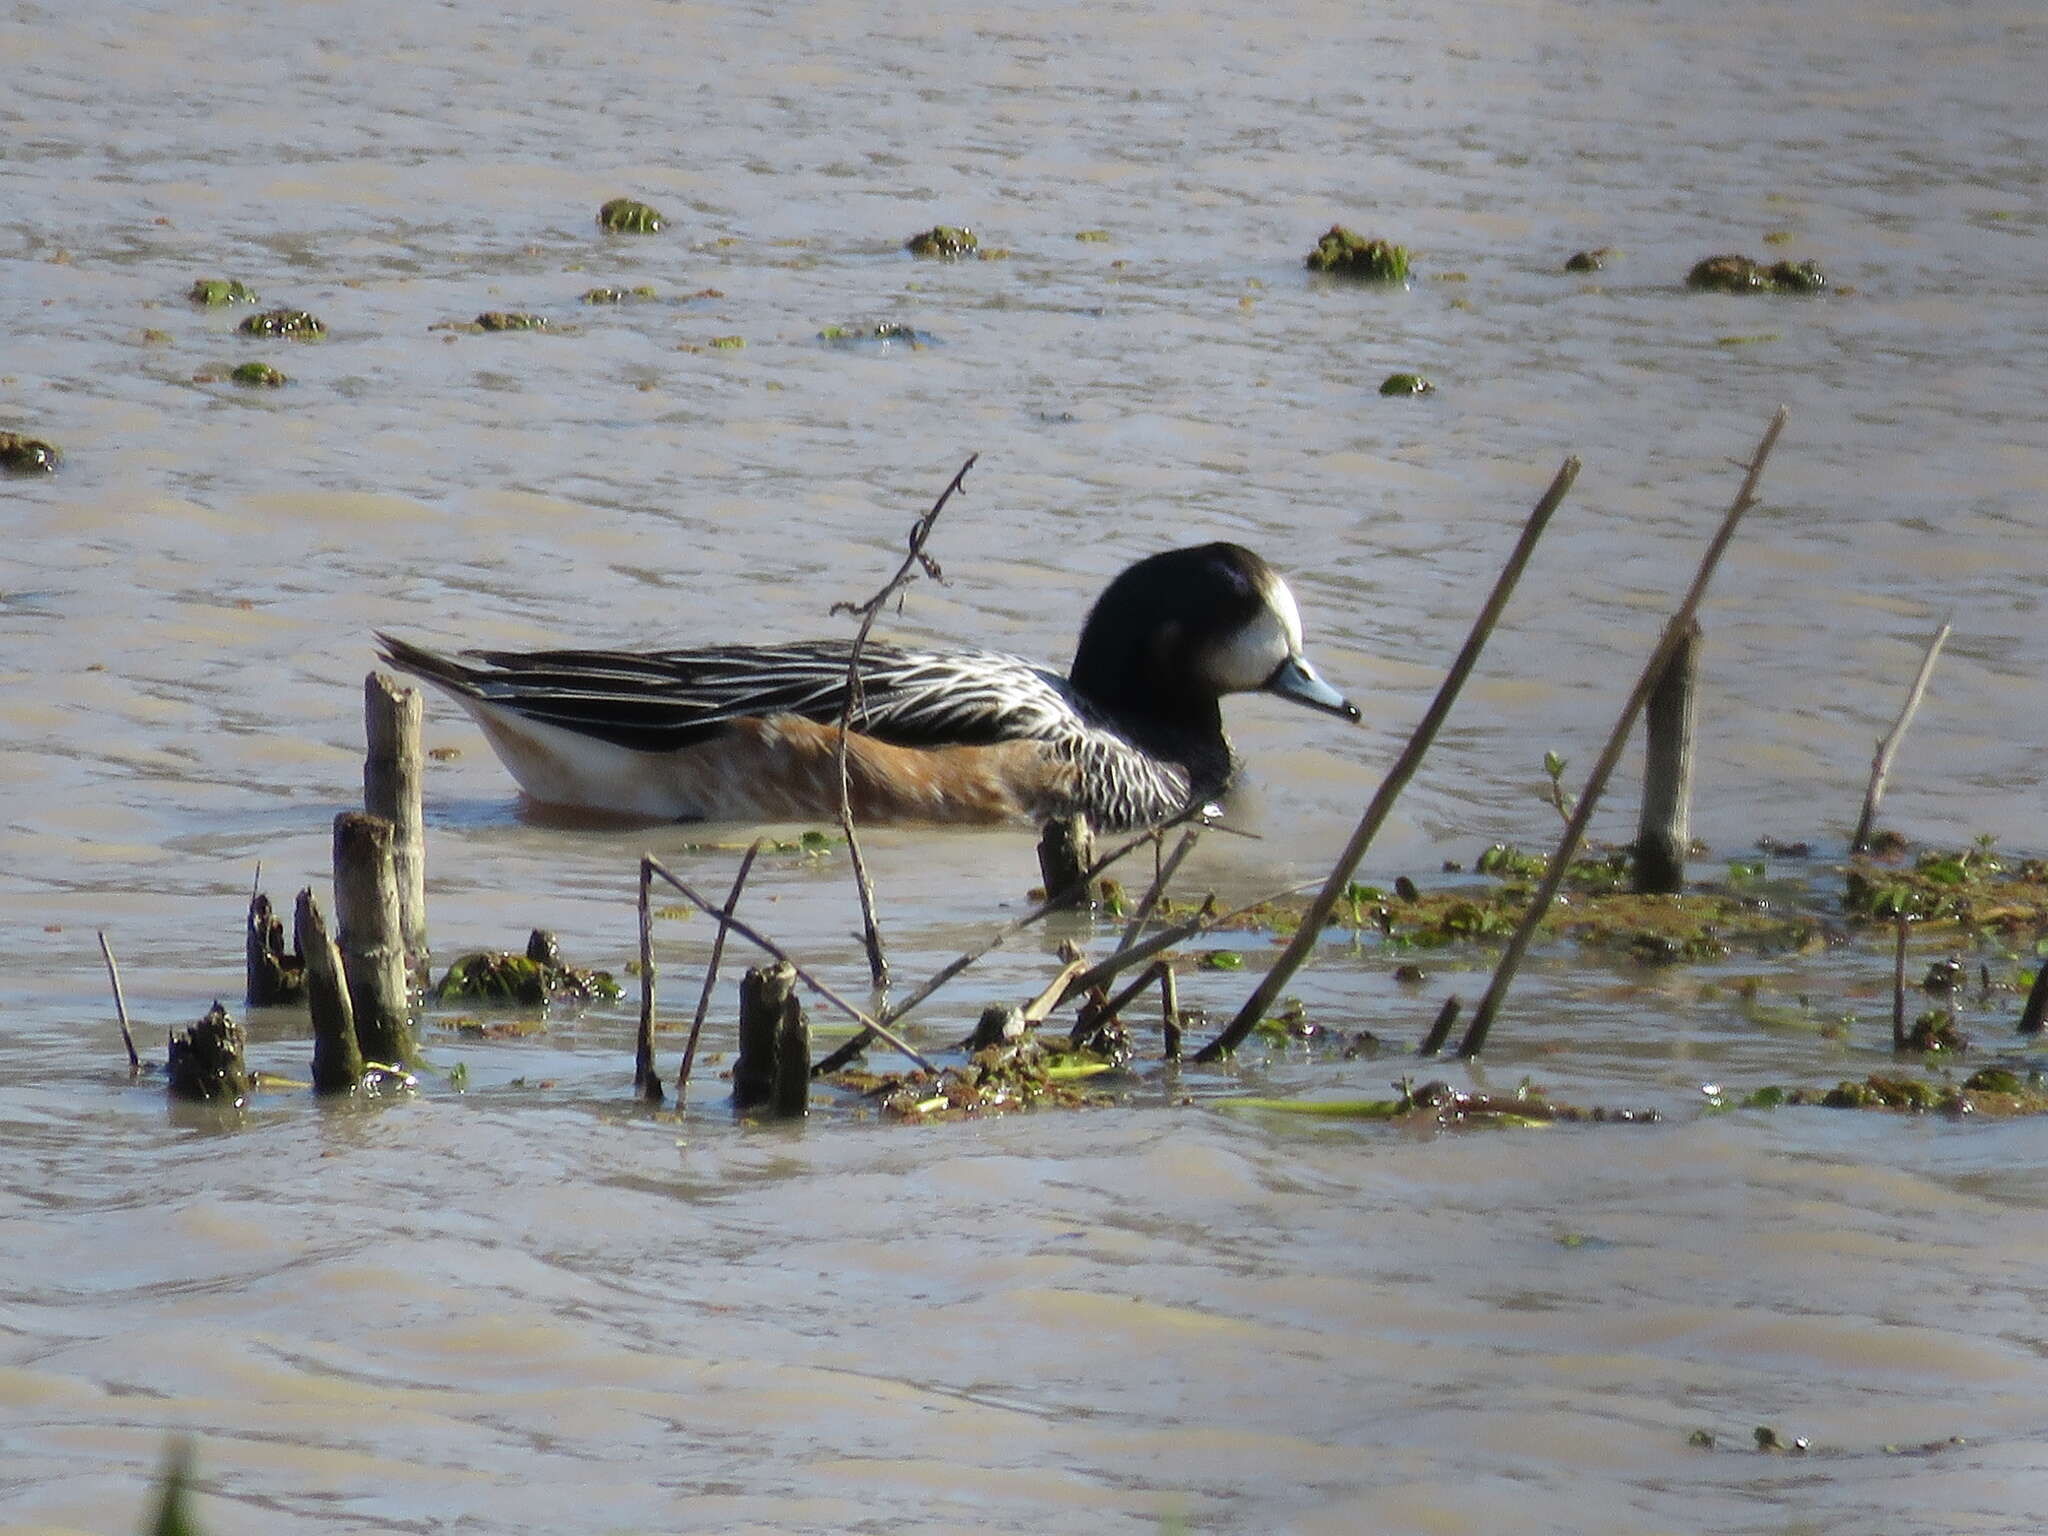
1116,825,1202,955
98,930,140,1072
1851,615,1953,853
832,454,980,987
676,840,763,1098
643,855,939,1074
1456,408,1787,1058
1195,454,1582,1062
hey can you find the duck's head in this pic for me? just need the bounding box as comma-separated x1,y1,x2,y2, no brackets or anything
1069,543,1360,730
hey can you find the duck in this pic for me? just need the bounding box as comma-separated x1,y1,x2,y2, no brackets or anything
374,542,1359,831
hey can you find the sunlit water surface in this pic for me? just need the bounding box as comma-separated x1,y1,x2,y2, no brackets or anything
4,0,2048,1530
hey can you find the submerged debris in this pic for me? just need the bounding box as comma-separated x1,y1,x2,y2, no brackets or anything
187,277,258,306
1229,1078,1660,1128
432,929,620,1006
0,431,61,473
817,321,933,349
237,308,325,338
473,311,550,332
229,362,288,388
830,1029,1121,1122
597,197,664,234
1379,372,1436,396
1564,248,1611,273
1686,254,1828,293
1304,225,1410,282
905,225,978,259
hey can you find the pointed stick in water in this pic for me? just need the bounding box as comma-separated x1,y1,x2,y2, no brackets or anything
635,859,661,1103
642,855,937,1073
1416,994,1463,1057
830,453,979,987
1891,912,1911,1051
2019,951,2048,1037
1632,619,1701,895
1850,616,1952,854
97,930,140,1072
1456,408,1787,1059
1195,454,1582,1063
675,840,763,1099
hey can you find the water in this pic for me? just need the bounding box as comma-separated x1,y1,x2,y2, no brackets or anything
5,0,2048,1530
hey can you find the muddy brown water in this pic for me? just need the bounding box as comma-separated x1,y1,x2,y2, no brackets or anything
5,0,2048,1531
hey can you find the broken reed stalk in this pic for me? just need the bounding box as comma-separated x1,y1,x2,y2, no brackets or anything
297,888,364,1092
332,811,417,1066
1160,964,1181,1058
809,802,1213,1074
830,453,980,987
1632,619,1701,896
364,672,428,979
1850,616,1953,854
2019,953,2048,1036
675,841,763,1098
1891,913,1911,1051
96,930,140,1071
1456,407,1788,1059
641,855,937,1073
1083,960,1171,1035
1194,454,1583,1063
635,859,661,1102
1117,825,1202,954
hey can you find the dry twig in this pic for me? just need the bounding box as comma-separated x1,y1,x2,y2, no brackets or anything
675,841,764,1097
1851,616,1952,853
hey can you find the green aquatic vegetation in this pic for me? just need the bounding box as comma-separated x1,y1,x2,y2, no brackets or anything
229,362,287,388
1378,372,1435,396
1686,254,1829,293
187,277,258,306
237,308,324,337
1842,841,2048,931
817,321,932,349
1304,224,1410,282
579,285,656,304
0,431,61,473
831,1029,1119,1121
1074,228,1112,242
597,197,664,233
708,334,744,349
905,224,978,258
433,943,620,1006
474,311,549,331
1226,1078,1659,1128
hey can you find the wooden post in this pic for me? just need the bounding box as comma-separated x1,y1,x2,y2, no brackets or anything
364,672,428,980
1633,620,1700,895
733,960,806,1116
1037,813,1096,911
2020,954,2048,1036
333,811,416,1066
297,888,364,1092
245,891,304,1006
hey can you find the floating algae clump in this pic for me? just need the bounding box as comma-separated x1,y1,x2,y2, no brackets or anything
818,321,932,349
1564,248,1611,273
238,308,324,337
1686,254,1828,293
1305,224,1410,282
229,362,287,387
1379,372,1435,396
474,311,549,331
598,197,664,233
0,431,61,473
905,225,978,258
433,929,620,1006
188,277,258,305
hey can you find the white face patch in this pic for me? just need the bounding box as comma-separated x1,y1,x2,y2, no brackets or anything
1202,597,1298,694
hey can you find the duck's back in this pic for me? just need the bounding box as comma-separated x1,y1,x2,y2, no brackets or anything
442,638,1082,752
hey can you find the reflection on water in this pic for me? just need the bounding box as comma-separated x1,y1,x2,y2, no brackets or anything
4,0,2048,1530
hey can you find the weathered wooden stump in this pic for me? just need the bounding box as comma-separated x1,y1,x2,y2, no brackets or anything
297,888,364,1092
167,1002,250,1103
333,811,416,1066
245,890,305,1006
1633,620,1700,895
732,960,809,1117
364,673,428,980
1037,812,1096,911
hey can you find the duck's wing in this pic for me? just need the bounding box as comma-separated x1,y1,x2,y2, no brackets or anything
376,634,1081,754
